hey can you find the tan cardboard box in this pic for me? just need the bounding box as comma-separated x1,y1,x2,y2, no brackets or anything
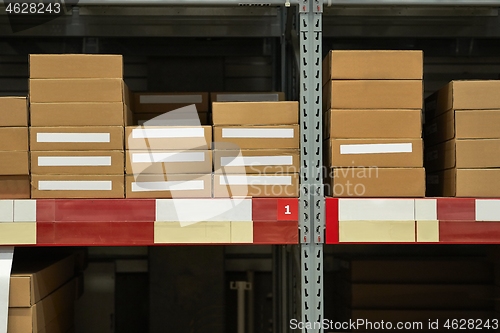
324,80,423,111
213,125,299,150
0,176,30,198
210,92,285,102
428,168,500,197
213,173,299,198
31,175,125,199
0,127,28,151
31,151,124,175
322,50,423,84
134,112,210,126
0,151,28,175
29,54,123,79
29,79,125,103
0,97,27,127
328,138,423,168
133,92,209,113
126,174,211,198
212,102,298,125
30,103,132,127
213,149,300,174
425,80,500,119
126,150,212,174
326,109,422,139
328,167,425,197
30,126,124,151
125,126,212,150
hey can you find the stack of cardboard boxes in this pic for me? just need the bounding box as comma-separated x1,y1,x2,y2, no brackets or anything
425,81,500,197
29,54,130,198
323,50,425,197
212,102,300,197
0,97,30,198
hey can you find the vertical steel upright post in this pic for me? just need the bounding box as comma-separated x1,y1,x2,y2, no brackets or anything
299,0,324,332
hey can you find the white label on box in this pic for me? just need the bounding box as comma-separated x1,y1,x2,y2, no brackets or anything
216,93,279,102
222,128,294,139
38,181,113,191
37,133,111,143
132,128,204,139
132,180,205,192
38,156,112,167
219,175,292,186
476,200,500,221
132,152,205,163
140,95,202,104
221,156,293,167
340,143,413,155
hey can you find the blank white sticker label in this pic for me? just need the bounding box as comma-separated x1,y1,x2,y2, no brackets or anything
132,152,205,163
37,133,110,143
222,128,294,139
38,156,112,167
132,180,205,192
216,93,279,102
38,181,113,191
140,95,202,104
221,156,293,167
219,175,292,185
340,143,413,155
132,128,204,139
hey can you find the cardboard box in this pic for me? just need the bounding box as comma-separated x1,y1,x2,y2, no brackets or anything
31,151,124,175
133,92,209,113
213,125,299,150
0,127,28,151
322,50,423,84
324,80,423,111
30,126,124,151
0,151,28,175
425,80,500,119
212,102,298,125
31,175,125,199
0,176,30,198
213,149,300,174
29,54,123,79
326,109,422,139
126,174,211,198
125,126,212,150
134,112,210,126
328,138,423,168
213,173,299,198
210,92,285,102
328,167,425,197
0,97,27,127
10,254,76,307
126,150,212,174
29,79,125,103
427,168,500,197
30,103,132,127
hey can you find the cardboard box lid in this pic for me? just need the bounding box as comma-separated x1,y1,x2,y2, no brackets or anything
323,50,423,83
0,176,30,199
0,151,29,175
126,174,212,199
212,101,298,125
456,169,500,198
0,97,28,127
31,151,125,175
133,92,209,113
126,150,212,175
125,126,212,150
0,127,28,151
213,149,300,174
213,125,299,150
29,54,123,79
210,92,285,102
213,173,299,198
455,110,500,139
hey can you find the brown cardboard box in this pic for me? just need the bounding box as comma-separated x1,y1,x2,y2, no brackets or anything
213,173,299,198
326,109,422,139
126,150,212,174
322,50,423,84
134,112,210,126
125,126,212,150
210,92,285,102
428,168,500,197
10,254,76,307
133,92,209,113
30,103,132,127
30,126,124,151
212,102,298,125
328,167,425,197
328,138,423,168
29,79,125,103
213,125,299,150
0,176,30,198
324,80,423,111
425,80,500,119
0,127,28,151
31,151,124,175
0,151,28,175
213,149,300,174
31,175,125,199
126,174,211,198
0,97,27,127
37,307,75,333
29,54,123,79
